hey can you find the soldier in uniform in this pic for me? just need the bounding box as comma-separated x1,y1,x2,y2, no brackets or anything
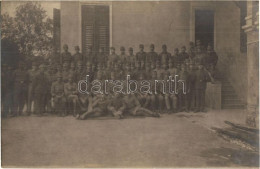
107,93,126,119
73,46,83,64
97,47,108,69
146,44,158,65
85,46,95,65
62,62,70,83
33,64,48,115
187,63,196,112
27,61,39,115
127,47,136,67
173,48,185,67
108,47,119,67
194,47,206,67
61,44,72,65
194,63,209,112
205,44,218,69
179,46,189,61
188,42,196,63
159,44,171,67
136,44,146,69
119,46,127,67
13,62,28,116
64,74,78,116
45,64,57,114
2,65,14,117
51,73,66,116
177,64,189,112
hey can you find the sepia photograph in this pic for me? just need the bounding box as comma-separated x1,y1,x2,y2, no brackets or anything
1,0,259,168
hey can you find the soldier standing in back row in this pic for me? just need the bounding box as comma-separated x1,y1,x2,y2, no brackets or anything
61,44,72,65
13,62,29,116
159,44,171,67
33,64,48,115
73,46,83,64
136,44,146,68
28,61,39,115
127,47,136,67
146,44,158,65
194,63,210,112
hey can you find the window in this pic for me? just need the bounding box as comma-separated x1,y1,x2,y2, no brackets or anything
81,5,110,55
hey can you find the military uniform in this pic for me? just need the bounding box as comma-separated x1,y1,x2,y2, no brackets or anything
73,47,84,64
64,75,78,116
33,66,48,115
13,64,29,116
27,63,39,114
51,75,66,116
136,44,146,68
108,47,119,67
194,66,209,112
159,45,171,66
61,51,72,65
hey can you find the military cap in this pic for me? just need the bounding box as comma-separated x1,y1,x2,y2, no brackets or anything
174,48,179,51
139,44,144,48
63,44,68,48
189,41,195,46
75,46,80,50
129,47,133,51
120,46,125,51
150,44,155,48
39,64,45,68
110,47,115,50
162,44,167,48
181,46,186,49
70,63,75,67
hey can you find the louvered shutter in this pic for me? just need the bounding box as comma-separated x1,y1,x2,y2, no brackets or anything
82,5,109,55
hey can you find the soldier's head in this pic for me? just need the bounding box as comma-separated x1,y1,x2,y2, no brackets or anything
164,71,170,80
137,62,141,70
181,64,186,71
196,40,201,47
75,46,80,53
128,47,133,55
174,48,179,55
162,44,167,52
197,47,202,53
189,63,195,70
63,44,68,52
189,41,195,48
110,71,116,80
139,44,144,51
96,64,101,71
114,63,119,71
99,47,105,53
162,63,167,70
198,63,203,70
110,47,115,54
87,46,92,53
39,64,45,72
139,73,145,80
181,46,186,53
120,46,125,54
176,64,181,70
125,64,130,71
150,44,155,51
207,44,213,51
86,62,92,72
151,62,156,69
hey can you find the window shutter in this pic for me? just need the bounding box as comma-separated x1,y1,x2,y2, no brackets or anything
82,5,109,55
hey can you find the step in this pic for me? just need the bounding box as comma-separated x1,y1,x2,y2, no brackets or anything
222,105,245,109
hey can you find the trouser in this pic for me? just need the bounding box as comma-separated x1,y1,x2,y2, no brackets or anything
67,95,78,116
187,89,196,111
13,83,27,115
53,96,66,116
178,92,187,111
34,92,46,115
195,89,205,111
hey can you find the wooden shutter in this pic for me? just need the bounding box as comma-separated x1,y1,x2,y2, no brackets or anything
82,5,109,55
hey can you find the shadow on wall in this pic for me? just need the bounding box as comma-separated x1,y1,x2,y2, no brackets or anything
217,49,247,104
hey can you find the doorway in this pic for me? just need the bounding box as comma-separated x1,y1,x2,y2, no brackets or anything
195,10,214,49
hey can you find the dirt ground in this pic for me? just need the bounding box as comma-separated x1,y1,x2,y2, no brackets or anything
1,110,259,168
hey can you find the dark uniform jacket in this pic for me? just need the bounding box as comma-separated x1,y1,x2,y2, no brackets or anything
194,69,209,90
61,52,72,64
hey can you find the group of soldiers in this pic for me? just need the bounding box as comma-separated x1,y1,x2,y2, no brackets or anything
1,40,218,119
